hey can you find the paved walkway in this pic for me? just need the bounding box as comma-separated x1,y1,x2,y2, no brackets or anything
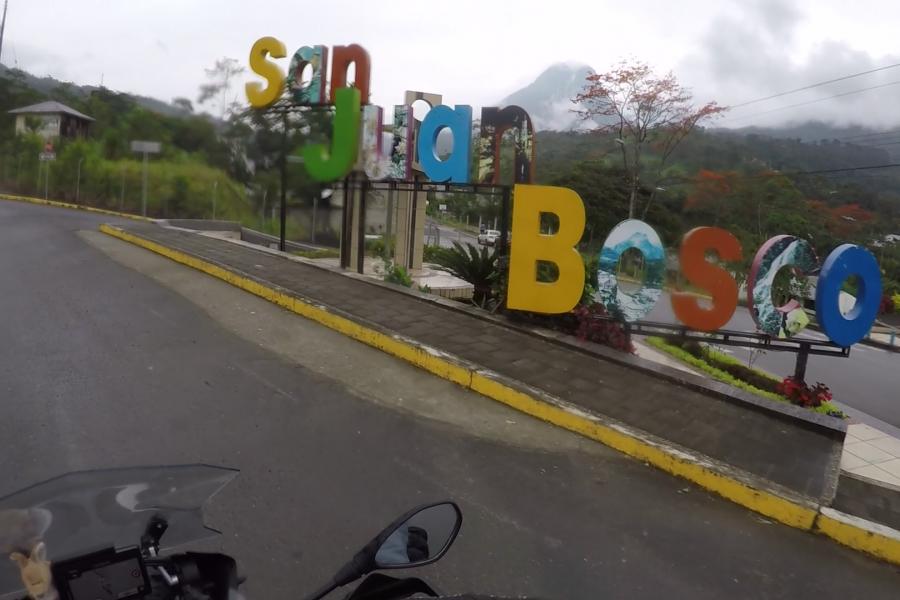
115,222,844,501
843,424,900,486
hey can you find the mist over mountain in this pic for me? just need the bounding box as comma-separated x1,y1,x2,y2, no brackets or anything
0,64,191,118
499,62,594,131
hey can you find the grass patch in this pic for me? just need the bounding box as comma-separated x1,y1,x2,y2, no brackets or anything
293,248,340,259
645,336,844,418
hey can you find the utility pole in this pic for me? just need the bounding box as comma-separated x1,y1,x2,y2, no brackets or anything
0,1,9,65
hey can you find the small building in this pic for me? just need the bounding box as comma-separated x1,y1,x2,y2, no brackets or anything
8,101,94,140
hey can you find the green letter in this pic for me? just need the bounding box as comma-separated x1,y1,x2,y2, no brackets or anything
302,87,361,182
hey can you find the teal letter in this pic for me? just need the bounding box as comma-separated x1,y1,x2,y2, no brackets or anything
416,105,472,183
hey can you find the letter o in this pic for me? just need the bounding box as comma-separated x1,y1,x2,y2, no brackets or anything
816,244,882,347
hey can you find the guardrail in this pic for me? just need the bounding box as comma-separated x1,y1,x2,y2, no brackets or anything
867,324,898,349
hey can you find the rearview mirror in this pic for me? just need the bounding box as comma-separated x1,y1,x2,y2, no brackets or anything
373,502,462,568
303,501,463,600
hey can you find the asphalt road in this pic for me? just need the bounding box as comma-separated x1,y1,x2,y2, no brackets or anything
425,220,480,249
2,200,900,599
644,292,900,432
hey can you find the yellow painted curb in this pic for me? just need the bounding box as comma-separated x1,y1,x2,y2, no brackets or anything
469,372,818,530
99,223,900,566
1,193,150,221
816,509,900,564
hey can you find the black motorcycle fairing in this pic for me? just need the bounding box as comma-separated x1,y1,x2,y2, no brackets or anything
344,573,438,599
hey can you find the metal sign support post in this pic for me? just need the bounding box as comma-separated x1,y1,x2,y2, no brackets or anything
38,150,55,199
499,186,511,260
141,152,148,216
130,141,161,217
279,112,288,252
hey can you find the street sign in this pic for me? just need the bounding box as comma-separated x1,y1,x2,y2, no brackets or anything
130,140,161,154
39,152,56,161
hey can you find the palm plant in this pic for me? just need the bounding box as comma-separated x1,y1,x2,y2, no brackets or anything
430,242,498,306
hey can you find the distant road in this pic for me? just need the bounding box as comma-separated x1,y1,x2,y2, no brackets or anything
643,293,900,431
425,218,480,249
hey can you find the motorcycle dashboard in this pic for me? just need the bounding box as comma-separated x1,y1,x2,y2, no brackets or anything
52,546,150,600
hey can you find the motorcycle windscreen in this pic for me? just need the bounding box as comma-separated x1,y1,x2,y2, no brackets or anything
0,464,237,598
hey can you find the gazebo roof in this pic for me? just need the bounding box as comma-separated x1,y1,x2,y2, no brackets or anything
8,101,95,122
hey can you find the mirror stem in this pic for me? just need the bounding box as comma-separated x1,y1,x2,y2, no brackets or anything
301,580,338,600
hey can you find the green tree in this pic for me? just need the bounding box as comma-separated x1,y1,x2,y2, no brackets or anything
197,58,245,119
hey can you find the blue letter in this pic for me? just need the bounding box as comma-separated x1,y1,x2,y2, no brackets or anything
416,105,472,183
816,244,882,347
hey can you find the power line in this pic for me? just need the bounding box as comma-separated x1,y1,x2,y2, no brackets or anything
739,162,900,180
838,128,900,142
841,136,900,146
865,140,900,148
724,79,900,123
728,61,900,109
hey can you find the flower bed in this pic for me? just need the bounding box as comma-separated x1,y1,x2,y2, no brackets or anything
645,337,845,418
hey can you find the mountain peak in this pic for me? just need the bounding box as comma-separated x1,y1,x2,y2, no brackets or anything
499,63,594,132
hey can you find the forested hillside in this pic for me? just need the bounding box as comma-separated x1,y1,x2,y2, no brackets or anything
2,64,899,293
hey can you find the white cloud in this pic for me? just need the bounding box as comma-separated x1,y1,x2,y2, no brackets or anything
4,0,899,127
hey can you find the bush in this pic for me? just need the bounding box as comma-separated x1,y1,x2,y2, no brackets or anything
380,260,413,288
776,376,834,409
678,341,780,392
366,236,391,259
423,244,444,263
573,303,635,354
293,248,340,259
893,293,900,313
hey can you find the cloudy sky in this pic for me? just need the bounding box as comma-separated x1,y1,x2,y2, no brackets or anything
4,0,900,128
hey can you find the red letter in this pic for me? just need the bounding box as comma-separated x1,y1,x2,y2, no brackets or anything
671,227,742,331
330,44,371,104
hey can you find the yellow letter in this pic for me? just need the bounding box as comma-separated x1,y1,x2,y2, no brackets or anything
246,37,287,108
507,184,585,313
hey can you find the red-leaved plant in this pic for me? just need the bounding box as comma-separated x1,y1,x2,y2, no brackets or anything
776,376,833,408
573,303,635,354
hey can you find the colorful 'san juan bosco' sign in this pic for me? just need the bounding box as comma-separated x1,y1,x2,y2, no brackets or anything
246,39,883,348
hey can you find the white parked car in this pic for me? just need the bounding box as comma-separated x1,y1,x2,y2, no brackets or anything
478,229,501,246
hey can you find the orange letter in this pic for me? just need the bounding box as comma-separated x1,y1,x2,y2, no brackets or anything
671,227,742,331
507,185,585,313
246,37,287,108
330,44,371,104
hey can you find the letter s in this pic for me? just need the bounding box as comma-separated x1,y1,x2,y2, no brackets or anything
246,37,287,108
672,227,742,331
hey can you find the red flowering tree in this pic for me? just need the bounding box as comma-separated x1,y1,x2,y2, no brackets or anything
684,169,737,223
573,60,726,219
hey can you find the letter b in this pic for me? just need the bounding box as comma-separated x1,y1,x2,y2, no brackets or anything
507,185,585,313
